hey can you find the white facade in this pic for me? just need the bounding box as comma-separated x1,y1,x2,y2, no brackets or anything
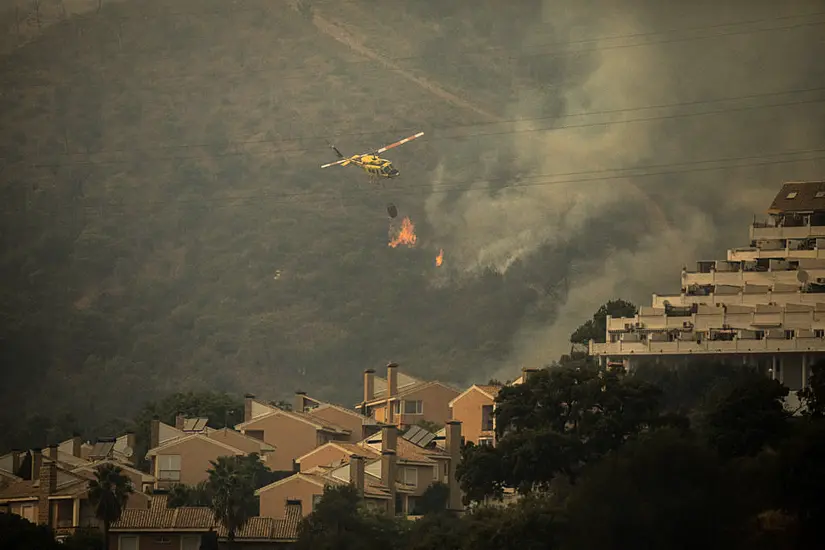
590,181,825,391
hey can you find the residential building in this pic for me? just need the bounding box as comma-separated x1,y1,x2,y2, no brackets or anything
110,493,300,549
0,452,150,539
146,419,242,490
257,422,464,518
235,397,352,472
293,391,381,442
356,363,462,430
589,181,825,396
449,384,500,446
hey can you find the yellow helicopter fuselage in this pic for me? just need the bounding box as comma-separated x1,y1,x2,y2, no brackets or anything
352,154,400,178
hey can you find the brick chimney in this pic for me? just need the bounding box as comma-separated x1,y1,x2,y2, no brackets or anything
349,455,365,497
381,450,397,516
387,363,398,398
363,369,375,403
446,420,463,512
10,449,21,477
381,425,397,453
521,367,538,383
71,433,83,458
46,443,59,460
175,412,185,430
150,415,160,450
294,391,307,413
37,460,57,525
244,394,255,422
30,449,42,481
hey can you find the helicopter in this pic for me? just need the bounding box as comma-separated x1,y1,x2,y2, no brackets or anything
321,131,424,185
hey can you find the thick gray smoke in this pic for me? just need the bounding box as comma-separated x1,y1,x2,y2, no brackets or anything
424,0,825,380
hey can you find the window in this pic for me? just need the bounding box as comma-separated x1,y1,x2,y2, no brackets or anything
401,467,418,488
245,430,264,441
181,536,201,550
152,536,172,545
481,405,494,431
478,437,494,447
157,454,181,481
21,504,35,523
433,465,440,481
118,535,138,550
817,191,825,198
312,494,322,509
786,191,798,199
403,400,423,415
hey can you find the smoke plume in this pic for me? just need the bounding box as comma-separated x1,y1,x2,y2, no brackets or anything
425,0,825,378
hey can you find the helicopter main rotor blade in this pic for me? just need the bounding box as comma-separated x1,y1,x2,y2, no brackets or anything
374,131,424,155
321,157,356,168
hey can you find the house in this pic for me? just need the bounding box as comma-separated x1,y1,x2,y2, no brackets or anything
449,384,501,446
235,397,352,472
146,432,246,490
356,363,462,430
0,451,150,539
110,493,300,549
293,391,381,442
257,422,464,518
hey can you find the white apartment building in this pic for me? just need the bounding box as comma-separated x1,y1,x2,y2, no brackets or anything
589,181,825,392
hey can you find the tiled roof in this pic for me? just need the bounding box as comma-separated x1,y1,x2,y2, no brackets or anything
290,411,351,434
113,497,300,541
0,479,35,500
476,385,502,397
235,407,351,434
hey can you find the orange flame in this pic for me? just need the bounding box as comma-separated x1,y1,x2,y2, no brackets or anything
389,217,417,248
435,249,444,267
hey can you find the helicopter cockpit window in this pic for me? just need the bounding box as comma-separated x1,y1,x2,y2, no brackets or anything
383,165,392,174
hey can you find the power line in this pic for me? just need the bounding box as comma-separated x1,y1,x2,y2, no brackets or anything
6,13,823,91
15,149,825,216
15,92,825,169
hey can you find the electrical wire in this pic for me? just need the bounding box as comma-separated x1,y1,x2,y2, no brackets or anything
13,92,825,169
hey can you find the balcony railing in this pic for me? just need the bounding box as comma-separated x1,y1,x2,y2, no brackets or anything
590,336,825,355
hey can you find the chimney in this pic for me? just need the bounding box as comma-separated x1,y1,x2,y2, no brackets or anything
349,455,365,497
381,450,397,517
10,449,21,477
445,421,463,512
125,431,137,465
387,363,398,398
175,413,185,430
381,425,397,453
363,369,375,403
46,443,59,460
38,461,57,526
244,393,255,422
71,433,83,458
294,391,307,413
521,367,538,383
30,449,42,481
150,415,160,450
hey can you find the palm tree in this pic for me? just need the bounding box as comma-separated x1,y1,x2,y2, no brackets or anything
207,456,257,547
87,463,134,550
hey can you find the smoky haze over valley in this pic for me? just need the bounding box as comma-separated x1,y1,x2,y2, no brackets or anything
0,0,823,431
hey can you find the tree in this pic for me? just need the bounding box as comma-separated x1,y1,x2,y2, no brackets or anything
295,484,405,550
798,358,825,417
461,494,565,550
563,428,742,550
87,463,134,550
0,512,60,550
414,481,450,515
569,299,637,345
61,527,105,550
168,481,213,508
704,375,790,459
456,442,505,504
206,456,257,547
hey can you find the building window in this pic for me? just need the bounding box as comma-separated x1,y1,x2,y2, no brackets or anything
403,400,423,415
152,536,172,545
312,494,322,510
787,191,798,199
400,467,418,488
21,504,35,523
245,430,264,441
118,536,138,550
817,191,825,198
478,437,494,447
181,535,201,550
481,405,494,431
157,454,181,481
433,465,440,481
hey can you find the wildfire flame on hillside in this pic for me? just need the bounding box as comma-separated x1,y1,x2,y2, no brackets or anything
435,249,444,267
389,217,417,248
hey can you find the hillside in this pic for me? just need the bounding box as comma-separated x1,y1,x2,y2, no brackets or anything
0,0,563,427
2,0,824,432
